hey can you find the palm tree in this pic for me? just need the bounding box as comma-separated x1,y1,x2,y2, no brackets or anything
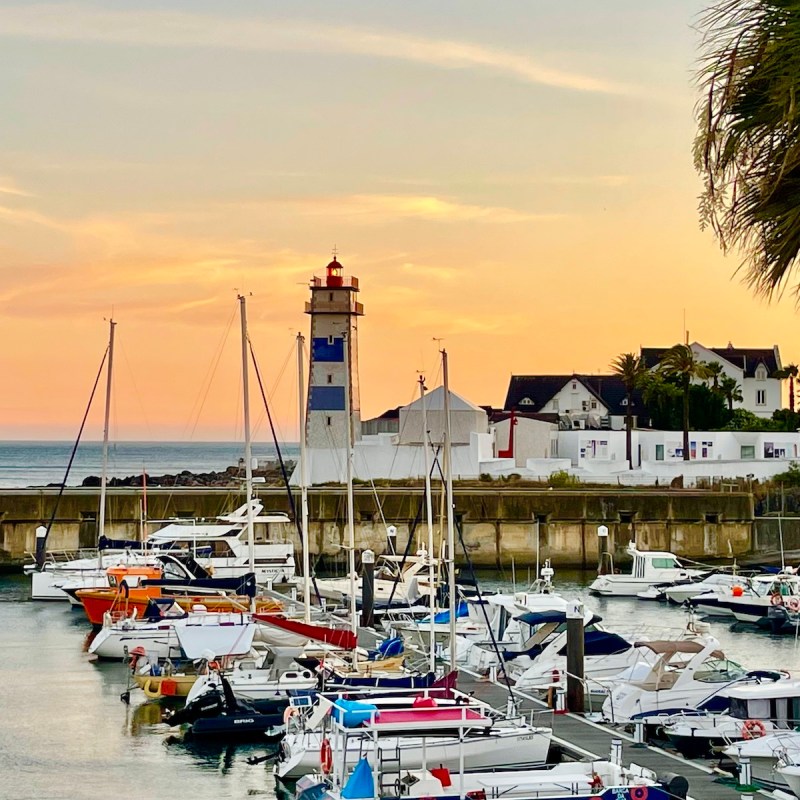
658,345,713,460
610,352,647,469
695,1,800,297
704,361,725,391
720,374,744,412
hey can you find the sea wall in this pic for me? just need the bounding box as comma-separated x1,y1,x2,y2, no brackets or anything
0,486,754,569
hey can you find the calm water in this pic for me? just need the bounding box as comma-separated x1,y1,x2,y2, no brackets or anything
0,441,299,489
6,569,800,799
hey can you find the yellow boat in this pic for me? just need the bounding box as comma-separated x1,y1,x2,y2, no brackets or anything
132,672,199,699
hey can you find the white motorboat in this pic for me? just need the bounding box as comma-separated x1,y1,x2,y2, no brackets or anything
146,499,295,587
777,759,800,797
662,572,748,605
88,606,256,661
276,695,552,781
724,731,800,790
662,674,796,758
602,635,750,724
589,542,706,597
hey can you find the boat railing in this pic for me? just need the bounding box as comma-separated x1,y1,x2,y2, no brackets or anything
27,547,101,565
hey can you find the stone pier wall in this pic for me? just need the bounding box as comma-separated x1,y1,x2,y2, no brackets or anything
0,486,754,568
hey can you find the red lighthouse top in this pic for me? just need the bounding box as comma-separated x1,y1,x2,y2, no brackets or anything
326,257,343,287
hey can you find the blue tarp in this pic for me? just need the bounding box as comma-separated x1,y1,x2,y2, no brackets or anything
557,630,632,657
342,758,374,799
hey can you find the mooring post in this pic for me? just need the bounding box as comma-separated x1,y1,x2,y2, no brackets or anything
566,599,585,713
597,524,609,574
360,549,375,629
738,756,752,789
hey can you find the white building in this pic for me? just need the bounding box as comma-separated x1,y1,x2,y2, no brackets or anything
504,374,639,431
641,343,783,418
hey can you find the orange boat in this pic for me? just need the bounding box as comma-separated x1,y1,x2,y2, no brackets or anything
76,564,281,626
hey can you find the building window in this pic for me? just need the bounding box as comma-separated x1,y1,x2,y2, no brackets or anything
326,416,332,426
655,444,664,461
756,389,766,406
327,374,333,384
328,335,335,345
590,400,597,410
621,398,629,406
756,364,767,381
552,399,559,412
519,397,533,406
328,292,334,302
571,381,577,390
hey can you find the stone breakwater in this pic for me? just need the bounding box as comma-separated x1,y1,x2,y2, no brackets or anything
0,484,775,570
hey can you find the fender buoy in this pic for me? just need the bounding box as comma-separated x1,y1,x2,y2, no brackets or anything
320,737,333,774
742,719,767,739
142,679,161,699
788,597,800,612
283,705,298,725
630,786,648,800
771,593,784,606
551,668,560,684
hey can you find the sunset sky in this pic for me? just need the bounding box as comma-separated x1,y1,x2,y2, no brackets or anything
2,1,798,442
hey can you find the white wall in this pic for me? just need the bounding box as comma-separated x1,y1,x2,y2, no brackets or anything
544,379,607,416
493,417,557,466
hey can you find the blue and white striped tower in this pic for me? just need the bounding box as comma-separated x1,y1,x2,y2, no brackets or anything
305,255,364,449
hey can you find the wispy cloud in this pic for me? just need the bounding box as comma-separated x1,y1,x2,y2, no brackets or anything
261,194,565,225
0,177,34,197
0,4,632,95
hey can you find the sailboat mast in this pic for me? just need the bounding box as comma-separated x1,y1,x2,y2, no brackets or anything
239,295,256,578
419,375,436,673
97,318,115,569
297,332,311,623
343,332,358,635
442,349,457,669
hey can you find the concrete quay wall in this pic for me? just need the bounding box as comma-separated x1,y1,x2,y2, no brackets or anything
0,486,753,569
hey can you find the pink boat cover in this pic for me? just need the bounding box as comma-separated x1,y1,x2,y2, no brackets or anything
374,707,485,725
254,613,357,650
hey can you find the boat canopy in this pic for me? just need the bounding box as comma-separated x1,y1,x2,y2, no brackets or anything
634,640,724,658
724,679,800,701
558,631,632,657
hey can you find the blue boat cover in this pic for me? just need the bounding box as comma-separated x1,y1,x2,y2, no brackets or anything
557,631,632,657
342,758,374,799
332,699,378,728
516,610,567,626
420,600,469,625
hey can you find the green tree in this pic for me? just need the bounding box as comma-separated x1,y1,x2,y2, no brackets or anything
695,1,800,296
610,352,647,469
658,345,713,460
720,374,744,412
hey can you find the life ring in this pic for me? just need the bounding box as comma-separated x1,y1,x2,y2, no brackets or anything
742,719,767,740
320,737,333,774
630,787,648,800
787,598,800,612
771,593,784,606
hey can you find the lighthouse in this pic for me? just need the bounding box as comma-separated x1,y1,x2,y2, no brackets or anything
305,255,364,449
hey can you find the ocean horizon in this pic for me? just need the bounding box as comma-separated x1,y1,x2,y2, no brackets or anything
0,440,300,489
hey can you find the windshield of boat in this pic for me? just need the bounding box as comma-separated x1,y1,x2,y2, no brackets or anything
695,658,747,683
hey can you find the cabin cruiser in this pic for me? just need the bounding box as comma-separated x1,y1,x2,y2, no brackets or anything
602,636,752,724
724,731,800,790
589,543,706,597
275,693,553,781
722,572,800,625
146,499,295,587
509,610,654,692
660,572,748,605
662,674,795,757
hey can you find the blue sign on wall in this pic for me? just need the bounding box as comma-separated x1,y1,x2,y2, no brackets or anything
312,337,344,362
309,386,346,411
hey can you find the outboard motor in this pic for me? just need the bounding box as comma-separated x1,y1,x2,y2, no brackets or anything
166,687,225,726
